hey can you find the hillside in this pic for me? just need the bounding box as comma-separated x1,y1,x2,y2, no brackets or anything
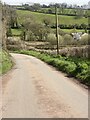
17,10,88,25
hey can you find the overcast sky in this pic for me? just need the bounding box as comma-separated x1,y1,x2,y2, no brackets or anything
1,0,90,5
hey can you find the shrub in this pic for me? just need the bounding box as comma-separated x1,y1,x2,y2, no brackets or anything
47,33,56,45
63,34,73,45
78,34,89,45
64,62,77,75
76,69,90,83
59,35,64,45
26,31,37,41
47,33,64,46
75,62,89,84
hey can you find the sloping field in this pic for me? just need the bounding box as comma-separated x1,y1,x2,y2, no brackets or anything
17,10,88,25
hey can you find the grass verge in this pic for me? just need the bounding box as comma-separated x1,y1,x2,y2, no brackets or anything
16,50,90,86
0,50,13,75
11,28,22,36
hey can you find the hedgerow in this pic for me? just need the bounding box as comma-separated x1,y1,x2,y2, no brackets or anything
19,50,90,86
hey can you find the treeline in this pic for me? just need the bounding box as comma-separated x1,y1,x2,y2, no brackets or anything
15,3,90,17
17,3,89,10
39,8,89,18
52,23,89,31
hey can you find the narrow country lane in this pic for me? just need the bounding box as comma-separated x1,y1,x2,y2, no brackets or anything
2,53,88,118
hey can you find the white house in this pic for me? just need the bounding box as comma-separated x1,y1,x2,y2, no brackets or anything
72,32,82,40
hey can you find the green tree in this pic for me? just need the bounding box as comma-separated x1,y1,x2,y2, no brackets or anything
43,17,52,27
32,3,41,11
23,21,50,41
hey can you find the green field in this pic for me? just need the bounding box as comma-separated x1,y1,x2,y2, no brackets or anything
51,28,86,33
11,28,22,36
62,29,85,33
17,10,88,25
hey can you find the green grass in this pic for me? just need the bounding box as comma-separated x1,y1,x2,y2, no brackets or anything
51,28,86,34
11,28,22,36
0,50,13,74
62,29,85,33
16,50,90,86
17,10,88,25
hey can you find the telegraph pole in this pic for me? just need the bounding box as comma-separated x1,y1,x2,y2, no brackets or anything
55,5,59,55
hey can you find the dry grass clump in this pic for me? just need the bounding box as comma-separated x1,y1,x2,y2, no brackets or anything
59,45,89,58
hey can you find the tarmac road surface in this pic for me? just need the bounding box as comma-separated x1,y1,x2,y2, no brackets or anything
2,53,88,118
